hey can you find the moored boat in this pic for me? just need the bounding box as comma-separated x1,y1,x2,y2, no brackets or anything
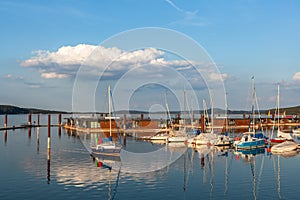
233,132,266,149
167,129,188,143
150,132,169,141
90,85,122,157
271,141,299,153
233,77,266,150
269,84,294,145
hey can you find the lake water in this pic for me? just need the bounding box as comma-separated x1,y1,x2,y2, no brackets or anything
1,115,300,200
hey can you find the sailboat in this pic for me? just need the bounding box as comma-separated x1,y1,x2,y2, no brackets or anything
214,96,234,146
90,85,122,157
166,90,188,143
271,140,298,153
270,84,294,145
190,99,218,146
233,77,265,150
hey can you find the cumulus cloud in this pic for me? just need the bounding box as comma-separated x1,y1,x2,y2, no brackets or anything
20,43,229,87
21,44,97,67
292,72,300,81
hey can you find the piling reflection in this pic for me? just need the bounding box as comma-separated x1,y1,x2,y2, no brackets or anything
4,130,7,144
58,127,61,138
37,127,40,153
47,148,51,184
27,127,31,139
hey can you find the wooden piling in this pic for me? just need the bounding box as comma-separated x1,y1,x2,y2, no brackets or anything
123,134,127,147
4,114,7,128
58,114,62,126
201,115,205,133
28,113,32,126
47,114,51,149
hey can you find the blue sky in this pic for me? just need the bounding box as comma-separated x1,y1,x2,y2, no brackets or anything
1,0,300,113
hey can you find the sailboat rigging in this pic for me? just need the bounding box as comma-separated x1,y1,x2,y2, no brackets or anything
270,83,293,145
233,77,266,149
90,84,122,157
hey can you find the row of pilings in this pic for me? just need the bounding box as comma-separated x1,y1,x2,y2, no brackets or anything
1,113,63,184
1,113,62,130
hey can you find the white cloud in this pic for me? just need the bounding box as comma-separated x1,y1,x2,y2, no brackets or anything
20,44,229,86
292,72,300,81
21,44,98,67
209,72,228,81
41,72,69,79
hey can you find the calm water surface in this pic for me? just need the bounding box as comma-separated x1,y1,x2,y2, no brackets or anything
1,115,300,200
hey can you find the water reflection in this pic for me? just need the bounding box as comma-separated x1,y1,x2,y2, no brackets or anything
271,151,299,199
2,125,300,200
47,148,51,184
4,130,7,144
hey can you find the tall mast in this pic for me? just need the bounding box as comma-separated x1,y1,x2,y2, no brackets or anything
225,92,228,134
108,84,112,137
251,76,255,132
165,92,172,127
277,83,280,130
183,89,186,130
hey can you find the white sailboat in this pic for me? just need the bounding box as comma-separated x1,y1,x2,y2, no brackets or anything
271,140,298,153
233,77,265,149
166,90,188,143
90,85,122,157
270,84,293,144
191,99,218,146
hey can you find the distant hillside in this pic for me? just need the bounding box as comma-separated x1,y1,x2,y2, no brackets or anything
264,105,300,115
1,104,299,115
0,105,67,114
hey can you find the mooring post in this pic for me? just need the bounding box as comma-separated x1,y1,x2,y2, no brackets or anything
28,113,32,126
58,113,62,126
48,114,51,149
4,114,7,129
201,114,205,133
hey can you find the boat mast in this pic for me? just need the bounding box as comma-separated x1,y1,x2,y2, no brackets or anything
277,84,280,131
183,89,186,131
251,76,255,132
108,84,112,137
225,92,228,135
209,91,214,134
165,92,172,128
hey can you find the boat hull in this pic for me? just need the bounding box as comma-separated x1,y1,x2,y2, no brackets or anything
91,144,121,156
234,139,265,150
271,141,298,153
167,136,187,143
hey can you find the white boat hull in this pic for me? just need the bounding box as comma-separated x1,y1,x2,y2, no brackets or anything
271,141,298,153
